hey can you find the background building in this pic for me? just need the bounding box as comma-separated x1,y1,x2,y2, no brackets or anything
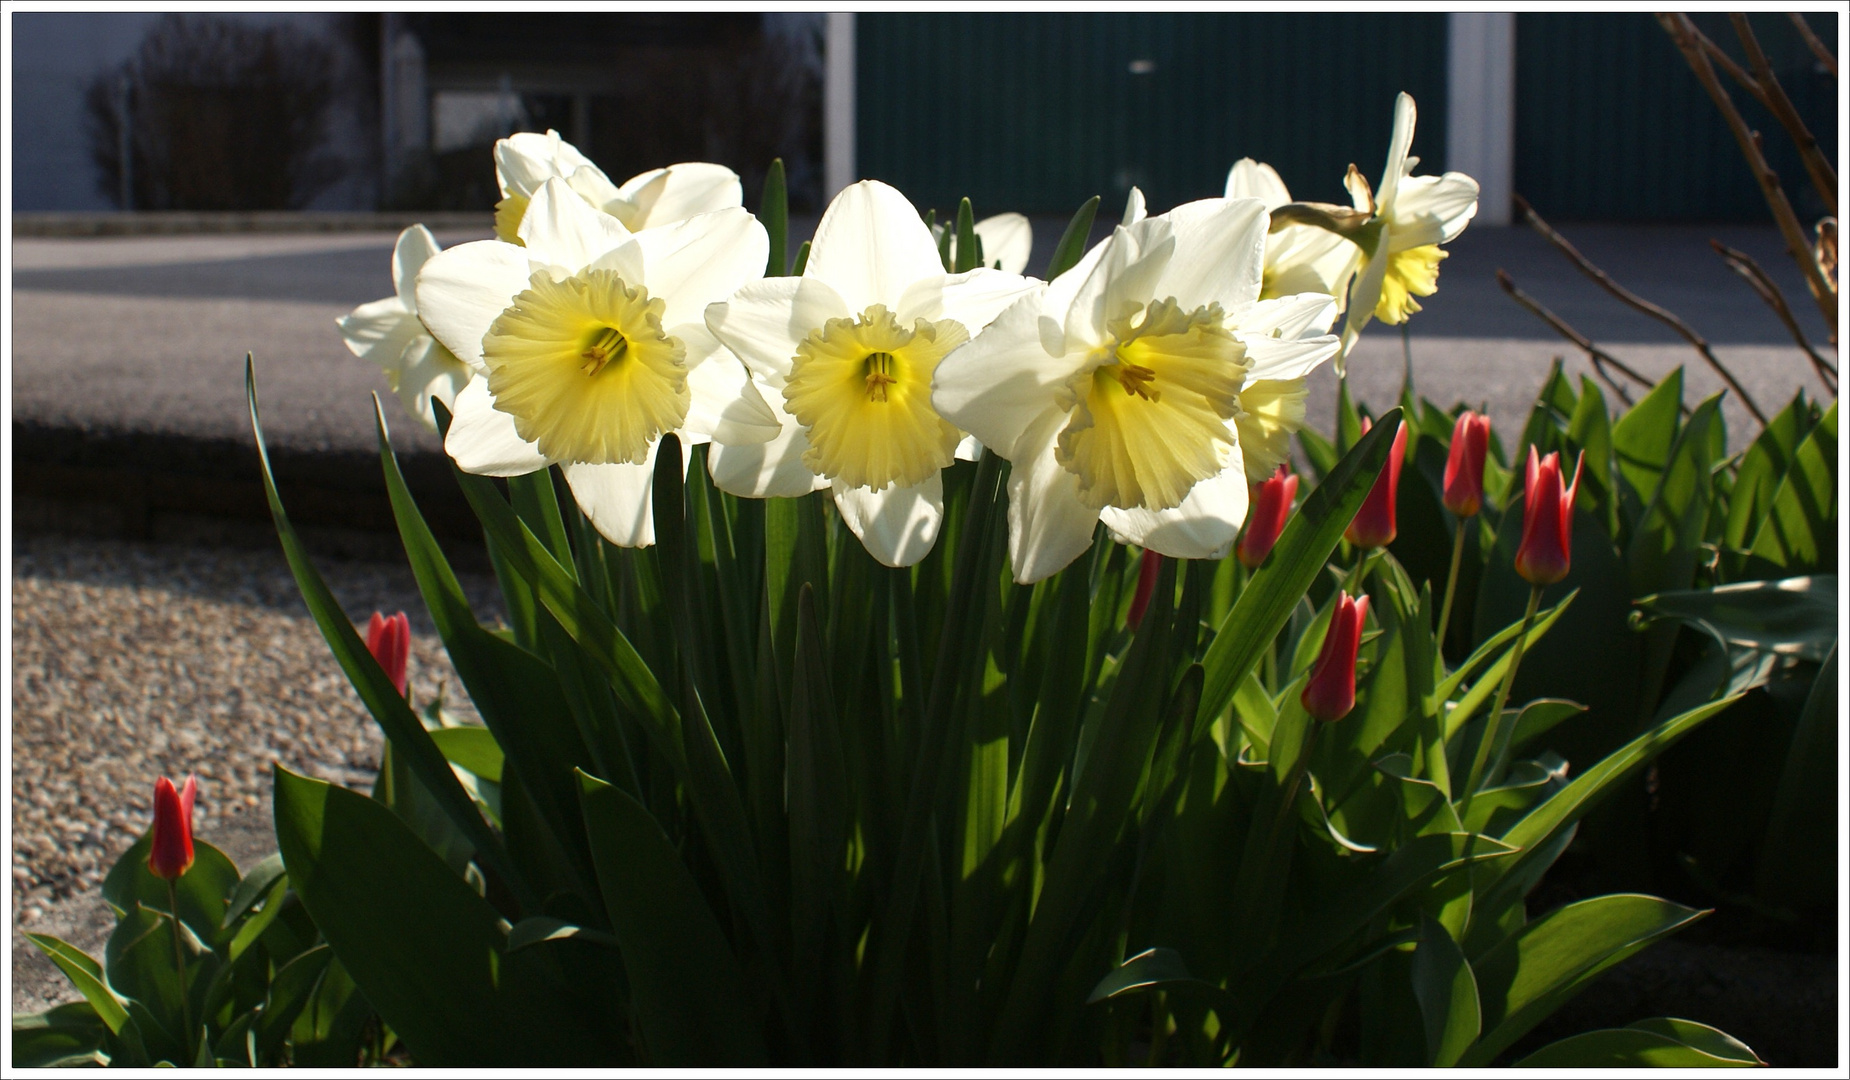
9,12,1836,222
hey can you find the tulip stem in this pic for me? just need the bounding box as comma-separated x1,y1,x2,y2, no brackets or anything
1458,584,1542,817
167,878,194,1056
1435,521,1468,656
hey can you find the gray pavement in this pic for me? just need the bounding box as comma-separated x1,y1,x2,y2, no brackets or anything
10,217,1835,472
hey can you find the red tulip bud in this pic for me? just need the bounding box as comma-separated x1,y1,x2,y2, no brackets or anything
1344,417,1406,549
148,775,197,881
1127,550,1164,630
1513,447,1583,587
1302,593,1369,723
1238,466,1299,569
1442,411,1490,518
365,611,411,696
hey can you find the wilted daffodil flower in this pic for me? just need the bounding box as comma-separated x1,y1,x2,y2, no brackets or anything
934,197,1337,583
705,180,1036,567
415,177,778,546
492,129,743,244
336,225,473,431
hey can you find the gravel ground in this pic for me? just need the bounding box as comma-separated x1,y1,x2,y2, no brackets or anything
10,531,504,1011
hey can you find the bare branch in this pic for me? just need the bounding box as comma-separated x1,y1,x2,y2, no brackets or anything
1789,12,1836,80
1695,26,1771,109
1657,13,1839,343
1513,193,1768,425
1710,238,1838,394
1732,13,1837,217
1496,268,1659,411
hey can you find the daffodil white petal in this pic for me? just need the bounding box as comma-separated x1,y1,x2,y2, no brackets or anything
1387,174,1481,251
973,213,1033,274
1376,93,1418,219
518,178,632,271
954,434,983,461
706,275,848,386
806,180,946,316
1006,408,1105,584
1242,333,1341,384
620,162,742,228
1151,197,1269,318
833,474,944,567
445,376,553,476
1241,293,1340,339
932,289,1085,462
706,394,830,498
1340,247,1394,365
1066,218,1173,351
336,297,420,365
1121,186,1148,226
393,225,441,309
1223,159,1291,209
1099,444,1249,559
395,335,472,429
1265,226,1361,299
562,454,660,548
681,325,781,445
496,131,598,199
897,267,1039,332
414,240,534,372
629,207,767,328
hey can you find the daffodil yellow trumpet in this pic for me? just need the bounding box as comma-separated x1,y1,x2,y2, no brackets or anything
340,97,1475,578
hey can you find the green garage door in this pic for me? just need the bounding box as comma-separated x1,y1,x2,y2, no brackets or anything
1515,13,1837,221
857,13,1449,217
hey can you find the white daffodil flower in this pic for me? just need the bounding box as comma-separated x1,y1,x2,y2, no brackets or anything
1224,159,1361,304
933,197,1337,583
414,177,778,547
1337,93,1480,360
492,130,742,245
335,225,473,431
705,180,1037,567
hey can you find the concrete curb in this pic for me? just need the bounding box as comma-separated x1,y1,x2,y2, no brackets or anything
13,211,494,237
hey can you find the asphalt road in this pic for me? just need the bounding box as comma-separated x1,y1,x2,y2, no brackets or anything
11,217,1836,461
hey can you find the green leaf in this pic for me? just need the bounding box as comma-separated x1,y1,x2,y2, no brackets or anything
505,916,620,952
429,725,506,783
1610,367,1683,517
1411,913,1479,1067
224,874,291,964
1505,699,1586,757
1638,575,1837,662
761,157,788,276
11,1000,109,1068
1085,947,1238,1016
104,903,205,1061
1513,1025,1758,1067
1625,392,1721,597
791,240,811,276
1045,195,1100,279
1197,409,1402,738
248,365,518,900
220,853,285,929
1626,1017,1763,1064
273,765,606,1065
1481,695,1739,904
1724,391,1812,552
576,769,768,1065
1298,425,1338,481
101,832,240,951
954,197,979,274
251,944,332,1065
1755,642,1837,909
1462,894,1706,1066
19,937,126,1035
1749,401,1836,572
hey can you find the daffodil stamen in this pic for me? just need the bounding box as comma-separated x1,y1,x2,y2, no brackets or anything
579,325,630,376
864,351,899,402
482,268,688,466
1056,298,1249,512
783,304,967,491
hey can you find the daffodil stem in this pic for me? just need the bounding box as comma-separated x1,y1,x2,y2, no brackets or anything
1401,323,1414,388
1435,521,1468,655
1459,585,1542,817
167,878,194,1055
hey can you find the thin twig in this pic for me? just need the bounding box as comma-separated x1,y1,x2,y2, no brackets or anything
1710,238,1838,393
1731,14,1837,217
1658,14,1839,344
1514,193,1768,425
1496,268,1657,410
1789,12,1836,80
